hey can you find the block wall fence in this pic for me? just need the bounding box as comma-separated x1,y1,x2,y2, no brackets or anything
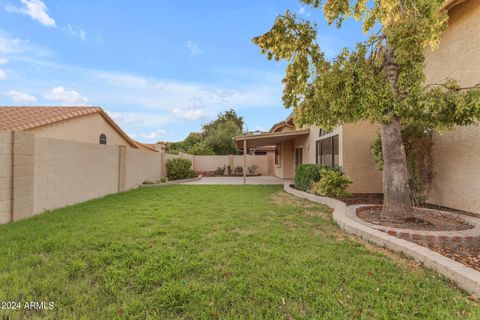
0,131,163,224
164,152,274,176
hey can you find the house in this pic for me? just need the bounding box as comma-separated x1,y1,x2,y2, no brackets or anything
235,115,382,193
0,106,158,152
235,0,480,214
423,0,480,214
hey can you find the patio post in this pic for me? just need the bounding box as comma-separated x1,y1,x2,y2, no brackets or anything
243,139,246,185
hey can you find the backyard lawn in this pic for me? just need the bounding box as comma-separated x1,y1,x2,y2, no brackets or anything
0,185,478,319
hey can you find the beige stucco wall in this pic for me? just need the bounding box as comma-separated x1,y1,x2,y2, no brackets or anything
424,0,480,213
28,113,131,147
125,148,162,189
0,131,12,224
233,155,271,176
342,121,383,193
428,126,480,214
33,136,121,215
275,140,295,179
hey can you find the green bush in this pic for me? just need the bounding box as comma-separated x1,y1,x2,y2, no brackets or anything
310,168,352,198
233,166,243,176
215,165,226,176
294,164,326,191
166,158,194,180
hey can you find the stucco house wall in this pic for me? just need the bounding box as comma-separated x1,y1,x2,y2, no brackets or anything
28,113,131,147
342,121,383,193
424,0,480,214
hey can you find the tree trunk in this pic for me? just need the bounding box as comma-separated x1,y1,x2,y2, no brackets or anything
381,45,413,220
381,116,414,220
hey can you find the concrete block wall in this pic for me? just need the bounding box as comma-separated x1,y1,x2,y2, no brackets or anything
0,132,12,224
0,131,163,224
125,147,162,189
163,152,272,176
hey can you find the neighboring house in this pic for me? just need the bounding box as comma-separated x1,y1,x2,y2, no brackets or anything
235,0,480,214
0,106,158,152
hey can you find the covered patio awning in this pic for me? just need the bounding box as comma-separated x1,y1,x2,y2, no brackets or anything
234,129,310,149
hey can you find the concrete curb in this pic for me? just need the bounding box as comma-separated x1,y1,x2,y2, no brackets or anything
140,176,202,187
283,183,480,296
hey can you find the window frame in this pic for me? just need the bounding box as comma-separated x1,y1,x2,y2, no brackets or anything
99,133,107,145
295,146,303,167
316,134,339,167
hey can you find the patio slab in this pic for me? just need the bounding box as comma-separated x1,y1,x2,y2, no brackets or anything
182,176,290,185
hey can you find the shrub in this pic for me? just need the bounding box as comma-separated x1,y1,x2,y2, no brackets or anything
310,168,352,198
166,158,193,180
215,165,226,176
247,165,258,176
294,164,326,191
233,166,243,176
227,165,232,176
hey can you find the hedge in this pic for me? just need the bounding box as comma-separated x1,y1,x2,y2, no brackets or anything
166,158,194,180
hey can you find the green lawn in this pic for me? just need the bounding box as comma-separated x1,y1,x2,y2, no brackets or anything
0,185,478,319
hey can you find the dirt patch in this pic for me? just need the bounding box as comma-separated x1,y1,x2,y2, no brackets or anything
338,194,384,205
431,247,480,271
357,206,473,231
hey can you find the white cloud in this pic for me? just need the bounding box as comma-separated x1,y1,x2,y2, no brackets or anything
186,40,203,57
7,89,37,102
299,6,310,17
139,129,166,140
0,70,6,80
0,57,7,64
44,86,88,105
5,0,56,27
65,24,86,41
172,107,206,121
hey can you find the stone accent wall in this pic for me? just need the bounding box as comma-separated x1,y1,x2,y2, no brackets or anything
0,131,163,224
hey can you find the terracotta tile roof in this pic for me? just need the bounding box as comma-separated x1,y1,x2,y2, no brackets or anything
0,106,140,149
0,106,103,131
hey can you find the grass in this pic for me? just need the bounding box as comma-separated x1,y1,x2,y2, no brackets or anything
0,185,478,319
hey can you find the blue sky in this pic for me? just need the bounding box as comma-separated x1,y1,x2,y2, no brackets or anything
0,0,367,142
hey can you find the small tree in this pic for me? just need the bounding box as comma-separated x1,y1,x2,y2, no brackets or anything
254,0,480,221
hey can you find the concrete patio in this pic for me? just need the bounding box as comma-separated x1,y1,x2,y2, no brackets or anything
183,176,290,185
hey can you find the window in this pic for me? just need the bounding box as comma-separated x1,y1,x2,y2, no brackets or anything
275,146,280,166
316,135,339,167
319,128,332,137
295,147,303,167
99,134,107,145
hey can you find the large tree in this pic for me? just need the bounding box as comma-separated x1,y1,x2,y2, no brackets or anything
164,109,244,155
254,0,480,221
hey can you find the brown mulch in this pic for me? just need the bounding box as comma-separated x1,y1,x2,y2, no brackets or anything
431,247,480,271
356,206,473,231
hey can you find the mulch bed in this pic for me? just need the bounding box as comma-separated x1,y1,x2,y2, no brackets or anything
356,206,473,231
335,193,480,270
433,247,480,271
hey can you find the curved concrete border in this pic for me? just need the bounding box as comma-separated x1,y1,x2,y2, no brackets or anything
140,176,202,187
284,183,480,295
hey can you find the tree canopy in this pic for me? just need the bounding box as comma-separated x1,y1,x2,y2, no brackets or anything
164,109,244,155
253,0,480,131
